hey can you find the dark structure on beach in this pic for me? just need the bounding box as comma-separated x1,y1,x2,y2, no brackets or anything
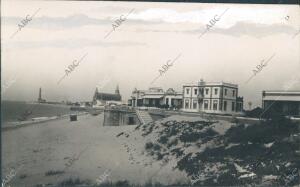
103,107,140,126
262,90,300,116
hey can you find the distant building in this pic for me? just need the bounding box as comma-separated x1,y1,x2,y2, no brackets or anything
38,87,46,103
93,85,122,107
128,87,182,109
262,90,300,116
182,80,243,114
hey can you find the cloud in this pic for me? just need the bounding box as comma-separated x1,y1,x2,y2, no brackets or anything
3,39,147,49
3,14,109,29
130,8,207,24
134,21,298,38
90,6,134,14
3,13,161,30
128,7,289,26
211,21,299,38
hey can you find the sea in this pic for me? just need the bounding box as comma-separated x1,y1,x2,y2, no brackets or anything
1,100,73,126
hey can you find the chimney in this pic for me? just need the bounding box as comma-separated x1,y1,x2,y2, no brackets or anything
199,79,205,86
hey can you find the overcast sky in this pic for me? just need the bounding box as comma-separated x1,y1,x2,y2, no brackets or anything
1,1,299,109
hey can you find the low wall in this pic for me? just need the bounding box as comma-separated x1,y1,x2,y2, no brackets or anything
147,110,261,125
104,107,300,126
162,110,300,124
103,109,141,126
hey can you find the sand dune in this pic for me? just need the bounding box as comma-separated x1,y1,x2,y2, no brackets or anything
1,113,187,187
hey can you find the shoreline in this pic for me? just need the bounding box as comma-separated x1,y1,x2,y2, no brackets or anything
1,112,89,131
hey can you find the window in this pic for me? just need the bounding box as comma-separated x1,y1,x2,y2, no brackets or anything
194,89,198,95
224,101,227,111
186,88,190,95
233,90,235,97
213,100,218,110
232,102,235,111
205,88,209,95
128,116,134,125
166,98,169,105
200,88,204,95
193,100,197,109
214,88,218,95
185,99,190,109
204,100,209,110
224,89,227,96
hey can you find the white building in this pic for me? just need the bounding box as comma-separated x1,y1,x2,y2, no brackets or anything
128,87,182,109
182,80,243,114
262,90,300,116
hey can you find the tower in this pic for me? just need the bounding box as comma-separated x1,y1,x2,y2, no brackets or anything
115,85,120,95
38,87,42,102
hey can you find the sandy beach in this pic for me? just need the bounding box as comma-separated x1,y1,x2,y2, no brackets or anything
2,113,187,187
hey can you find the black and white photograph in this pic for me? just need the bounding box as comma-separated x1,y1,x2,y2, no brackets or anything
1,0,300,186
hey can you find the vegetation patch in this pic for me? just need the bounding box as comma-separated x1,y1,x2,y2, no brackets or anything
139,115,300,186
45,170,65,176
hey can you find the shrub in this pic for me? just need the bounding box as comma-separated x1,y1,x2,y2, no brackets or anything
153,144,161,151
156,152,164,160
217,172,240,186
179,132,202,143
145,142,153,149
171,148,184,158
226,118,298,144
167,138,178,148
60,177,86,186
158,136,168,144
45,170,65,176
115,180,130,187
179,128,218,143
169,126,179,136
19,174,27,179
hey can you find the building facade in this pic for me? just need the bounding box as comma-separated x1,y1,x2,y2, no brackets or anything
182,80,243,114
262,91,300,116
128,87,182,109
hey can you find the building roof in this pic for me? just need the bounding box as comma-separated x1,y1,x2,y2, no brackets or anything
165,88,182,95
263,90,300,95
131,87,182,100
183,80,238,88
142,95,164,99
262,90,300,101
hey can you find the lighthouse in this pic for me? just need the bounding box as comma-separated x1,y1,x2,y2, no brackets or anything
38,87,46,103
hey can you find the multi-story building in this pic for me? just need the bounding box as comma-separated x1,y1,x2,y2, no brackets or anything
128,87,182,109
182,80,243,114
262,90,300,116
